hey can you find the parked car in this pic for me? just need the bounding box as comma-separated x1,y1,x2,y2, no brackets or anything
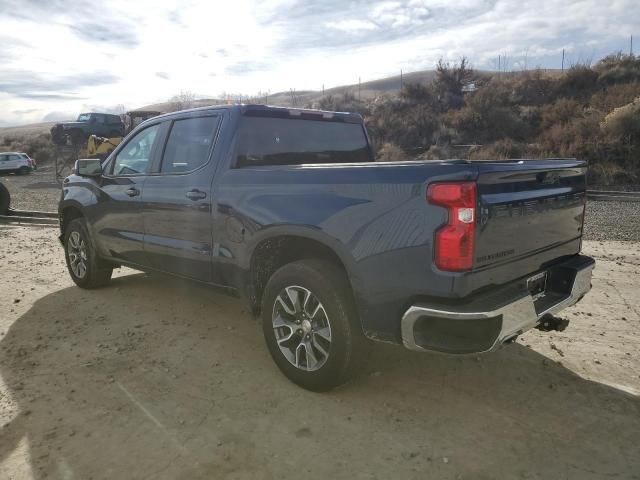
50,112,125,146
0,152,33,175
18,152,37,170
58,105,595,391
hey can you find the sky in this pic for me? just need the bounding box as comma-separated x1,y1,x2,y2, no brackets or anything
0,0,638,127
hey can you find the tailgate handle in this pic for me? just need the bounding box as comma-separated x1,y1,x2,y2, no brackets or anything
186,189,207,201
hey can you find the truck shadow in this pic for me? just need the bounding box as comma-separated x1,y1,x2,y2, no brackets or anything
1,273,639,479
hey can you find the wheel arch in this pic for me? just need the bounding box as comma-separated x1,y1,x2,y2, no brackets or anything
247,229,357,317
59,204,84,236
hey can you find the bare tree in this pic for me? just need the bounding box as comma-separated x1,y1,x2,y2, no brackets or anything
167,90,197,112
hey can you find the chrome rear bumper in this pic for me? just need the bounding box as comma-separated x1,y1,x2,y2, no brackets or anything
401,258,594,354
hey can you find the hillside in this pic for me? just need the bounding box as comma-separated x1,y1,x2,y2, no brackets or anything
132,69,441,113
2,55,639,186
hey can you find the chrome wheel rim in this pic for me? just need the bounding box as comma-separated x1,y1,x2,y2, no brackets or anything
68,231,88,279
272,286,332,371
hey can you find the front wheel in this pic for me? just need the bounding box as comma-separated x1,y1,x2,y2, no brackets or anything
17,166,30,175
261,259,370,391
64,218,113,288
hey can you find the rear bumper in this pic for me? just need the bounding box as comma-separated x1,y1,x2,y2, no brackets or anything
401,255,594,354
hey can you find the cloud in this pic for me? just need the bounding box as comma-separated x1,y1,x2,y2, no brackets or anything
326,19,379,33
42,111,75,122
69,21,139,47
0,0,639,128
225,61,271,75
0,70,118,100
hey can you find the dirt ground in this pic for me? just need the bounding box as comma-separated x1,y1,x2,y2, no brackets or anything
0,226,639,480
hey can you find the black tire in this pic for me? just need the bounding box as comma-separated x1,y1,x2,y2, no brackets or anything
17,166,30,175
0,182,10,215
261,259,371,391
64,218,113,289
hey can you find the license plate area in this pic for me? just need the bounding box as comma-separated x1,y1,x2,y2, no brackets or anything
527,271,548,300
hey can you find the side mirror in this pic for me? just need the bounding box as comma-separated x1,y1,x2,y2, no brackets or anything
75,159,103,177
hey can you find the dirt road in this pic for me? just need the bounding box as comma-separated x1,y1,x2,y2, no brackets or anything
0,226,639,479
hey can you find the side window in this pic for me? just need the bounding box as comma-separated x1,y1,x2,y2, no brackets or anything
112,124,161,175
160,116,219,174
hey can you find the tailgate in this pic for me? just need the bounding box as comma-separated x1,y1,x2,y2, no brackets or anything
474,159,587,270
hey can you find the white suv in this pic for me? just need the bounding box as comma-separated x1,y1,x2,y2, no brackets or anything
0,152,32,175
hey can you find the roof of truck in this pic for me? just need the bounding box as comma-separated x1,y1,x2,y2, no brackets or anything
150,104,363,123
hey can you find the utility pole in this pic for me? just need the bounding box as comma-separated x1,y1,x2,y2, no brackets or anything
631,35,634,56
322,84,324,96
358,77,361,101
498,55,501,73
400,69,403,91
562,48,565,72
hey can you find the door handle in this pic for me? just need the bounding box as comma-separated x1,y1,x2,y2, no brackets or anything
186,189,207,201
125,187,140,197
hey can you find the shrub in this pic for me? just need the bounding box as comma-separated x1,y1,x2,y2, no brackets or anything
555,65,599,98
376,143,409,161
601,97,640,142
595,54,640,86
467,139,526,160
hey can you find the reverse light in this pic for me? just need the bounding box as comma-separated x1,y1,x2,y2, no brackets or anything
427,182,477,272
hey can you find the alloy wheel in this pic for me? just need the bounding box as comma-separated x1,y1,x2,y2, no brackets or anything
68,231,88,279
272,286,332,371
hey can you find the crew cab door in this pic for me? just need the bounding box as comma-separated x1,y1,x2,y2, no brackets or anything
140,113,222,282
91,122,165,265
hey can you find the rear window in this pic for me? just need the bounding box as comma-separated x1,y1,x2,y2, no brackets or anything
234,116,371,168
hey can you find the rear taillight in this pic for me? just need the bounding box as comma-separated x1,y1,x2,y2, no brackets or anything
427,182,477,272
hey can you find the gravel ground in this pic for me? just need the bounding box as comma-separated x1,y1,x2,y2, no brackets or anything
0,165,61,212
1,228,639,479
583,200,640,242
2,166,638,241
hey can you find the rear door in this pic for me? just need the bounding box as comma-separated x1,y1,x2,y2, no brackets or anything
91,122,165,265
140,113,222,281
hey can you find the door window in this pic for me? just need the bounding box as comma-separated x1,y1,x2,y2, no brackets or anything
160,116,219,174
112,124,161,175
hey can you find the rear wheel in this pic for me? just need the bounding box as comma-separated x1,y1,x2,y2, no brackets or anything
64,218,113,289
261,259,370,391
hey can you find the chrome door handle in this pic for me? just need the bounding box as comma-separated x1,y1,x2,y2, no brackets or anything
125,187,140,197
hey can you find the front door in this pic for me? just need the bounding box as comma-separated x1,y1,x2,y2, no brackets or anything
91,122,164,265
141,114,221,282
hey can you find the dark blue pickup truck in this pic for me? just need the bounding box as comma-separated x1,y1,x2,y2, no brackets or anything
59,104,594,390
